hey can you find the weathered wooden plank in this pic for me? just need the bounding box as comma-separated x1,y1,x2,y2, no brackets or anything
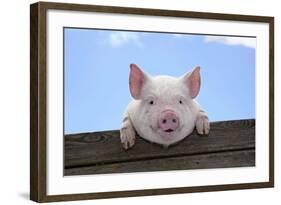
65,149,255,175
64,119,255,168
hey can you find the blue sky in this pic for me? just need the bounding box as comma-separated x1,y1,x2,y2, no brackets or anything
64,28,256,134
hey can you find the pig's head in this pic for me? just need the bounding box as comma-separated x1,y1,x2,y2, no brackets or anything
129,64,201,145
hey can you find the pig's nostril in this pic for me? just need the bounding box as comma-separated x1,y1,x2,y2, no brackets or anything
162,119,167,124
172,119,177,123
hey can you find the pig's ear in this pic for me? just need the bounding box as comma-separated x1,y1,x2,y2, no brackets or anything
129,64,149,99
182,66,201,99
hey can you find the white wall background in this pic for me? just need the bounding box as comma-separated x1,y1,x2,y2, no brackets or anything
0,0,279,204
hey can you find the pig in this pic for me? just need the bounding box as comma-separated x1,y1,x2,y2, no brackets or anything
120,64,210,149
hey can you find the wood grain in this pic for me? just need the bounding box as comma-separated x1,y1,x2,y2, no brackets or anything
65,149,255,175
64,119,255,175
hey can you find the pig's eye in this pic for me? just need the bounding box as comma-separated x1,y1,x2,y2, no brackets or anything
179,100,183,104
149,100,154,105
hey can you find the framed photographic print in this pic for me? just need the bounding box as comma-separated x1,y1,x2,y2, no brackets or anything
30,1,274,202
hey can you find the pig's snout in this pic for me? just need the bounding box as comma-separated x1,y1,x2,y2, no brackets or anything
158,110,179,132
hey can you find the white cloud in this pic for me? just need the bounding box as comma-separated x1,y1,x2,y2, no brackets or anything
108,32,142,47
204,36,256,49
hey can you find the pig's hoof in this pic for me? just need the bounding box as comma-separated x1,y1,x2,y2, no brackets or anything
120,127,136,150
196,113,210,135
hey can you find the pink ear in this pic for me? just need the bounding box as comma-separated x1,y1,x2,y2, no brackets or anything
185,66,201,98
129,64,144,99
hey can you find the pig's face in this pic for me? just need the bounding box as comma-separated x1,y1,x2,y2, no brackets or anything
129,64,201,145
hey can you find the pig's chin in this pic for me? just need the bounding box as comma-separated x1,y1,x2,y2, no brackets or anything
149,125,184,143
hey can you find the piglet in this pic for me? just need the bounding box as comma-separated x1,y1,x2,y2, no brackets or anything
120,64,210,149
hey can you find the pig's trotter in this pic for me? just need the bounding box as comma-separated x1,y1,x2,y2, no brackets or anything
120,115,136,150
195,110,210,135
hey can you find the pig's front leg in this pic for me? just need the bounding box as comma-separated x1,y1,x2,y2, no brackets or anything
120,113,136,150
195,110,210,135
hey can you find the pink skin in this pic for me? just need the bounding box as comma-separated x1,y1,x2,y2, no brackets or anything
122,63,207,147
158,110,179,133
129,64,143,99
186,66,201,99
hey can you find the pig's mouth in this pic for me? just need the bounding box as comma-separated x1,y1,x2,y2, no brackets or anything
150,125,183,140
164,129,174,133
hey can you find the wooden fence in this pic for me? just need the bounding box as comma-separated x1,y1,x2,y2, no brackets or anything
64,119,255,176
